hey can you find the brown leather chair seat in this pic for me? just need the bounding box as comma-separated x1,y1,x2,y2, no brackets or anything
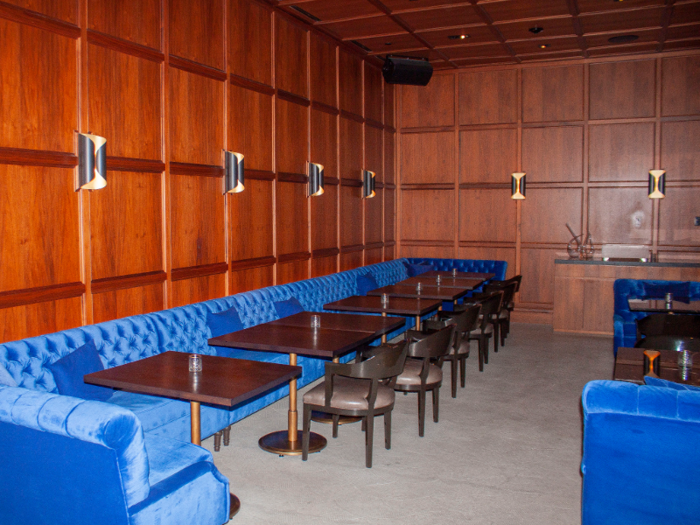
395,358,442,388
470,323,493,336
304,377,395,411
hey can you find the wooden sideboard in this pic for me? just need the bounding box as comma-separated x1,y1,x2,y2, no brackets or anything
553,260,700,335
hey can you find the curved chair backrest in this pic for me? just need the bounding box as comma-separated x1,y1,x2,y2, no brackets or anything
637,314,700,339
475,292,503,329
634,335,700,352
484,282,517,308
329,341,408,380
408,325,455,359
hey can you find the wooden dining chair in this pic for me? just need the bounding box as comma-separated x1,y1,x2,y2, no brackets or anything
463,291,503,371
301,342,408,468
483,281,518,346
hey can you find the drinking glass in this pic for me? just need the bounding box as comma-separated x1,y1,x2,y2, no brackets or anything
381,293,389,307
189,354,202,373
311,314,321,330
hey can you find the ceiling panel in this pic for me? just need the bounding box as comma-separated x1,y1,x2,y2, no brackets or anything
577,0,666,14
495,16,576,41
397,5,483,31
666,23,700,40
670,2,700,25
286,0,381,21
664,38,700,50
320,15,404,40
580,7,665,34
385,0,473,12
440,43,511,60
420,25,498,47
358,32,426,53
518,50,583,62
509,36,580,55
585,28,660,49
478,0,571,22
587,42,659,57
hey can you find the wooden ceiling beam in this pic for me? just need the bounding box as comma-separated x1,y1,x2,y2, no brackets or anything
657,1,676,53
566,0,589,59
468,0,521,64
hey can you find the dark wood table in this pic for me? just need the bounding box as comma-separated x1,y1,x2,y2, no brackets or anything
422,270,495,280
400,276,485,290
628,299,700,314
209,321,388,456
367,284,470,306
270,311,404,338
85,351,301,518
614,346,700,386
324,295,442,331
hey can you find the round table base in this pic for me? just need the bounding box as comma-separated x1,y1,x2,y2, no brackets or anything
229,494,241,519
311,411,361,425
258,430,327,456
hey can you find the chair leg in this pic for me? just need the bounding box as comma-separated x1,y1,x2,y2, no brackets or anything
432,387,439,423
223,425,231,447
332,414,339,438
365,415,374,468
418,390,426,437
493,322,499,353
384,411,391,450
500,319,507,346
302,404,311,461
214,431,222,452
477,338,484,372
483,334,490,365
460,355,467,387
450,357,457,398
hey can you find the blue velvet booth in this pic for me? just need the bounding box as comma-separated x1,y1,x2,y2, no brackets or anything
613,279,700,354
581,380,700,525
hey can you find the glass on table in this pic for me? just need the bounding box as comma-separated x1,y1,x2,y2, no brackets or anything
381,293,389,307
189,354,202,373
311,314,321,330
436,275,441,286
452,268,457,277
416,282,422,295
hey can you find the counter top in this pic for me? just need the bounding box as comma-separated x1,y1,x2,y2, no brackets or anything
554,259,700,268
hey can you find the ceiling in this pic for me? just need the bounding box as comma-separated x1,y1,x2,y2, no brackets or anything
272,0,700,69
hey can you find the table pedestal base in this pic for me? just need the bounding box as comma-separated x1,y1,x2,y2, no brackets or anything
258,430,326,456
310,411,361,425
229,494,240,518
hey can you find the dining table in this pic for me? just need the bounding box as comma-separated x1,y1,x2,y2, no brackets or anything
422,270,495,280
208,312,401,457
324,295,442,333
400,276,485,290
628,299,700,314
367,283,471,306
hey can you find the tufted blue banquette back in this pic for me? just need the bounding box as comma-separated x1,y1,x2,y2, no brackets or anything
407,258,506,280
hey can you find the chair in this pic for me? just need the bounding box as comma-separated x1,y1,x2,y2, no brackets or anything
463,292,503,371
483,281,518,346
636,313,700,341
302,342,408,468
634,335,700,352
395,325,455,436
414,304,481,398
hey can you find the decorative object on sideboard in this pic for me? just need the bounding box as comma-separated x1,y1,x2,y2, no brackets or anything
601,244,651,262
308,162,325,197
224,151,245,194
648,170,666,199
77,133,107,191
511,172,526,200
363,169,376,199
565,223,594,260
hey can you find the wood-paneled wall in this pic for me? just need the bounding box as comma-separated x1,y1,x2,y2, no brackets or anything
397,51,700,324
0,0,396,343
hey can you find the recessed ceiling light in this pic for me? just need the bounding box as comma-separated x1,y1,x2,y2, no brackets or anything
448,34,469,40
540,44,550,49
385,42,392,46
608,34,639,44
529,26,544,34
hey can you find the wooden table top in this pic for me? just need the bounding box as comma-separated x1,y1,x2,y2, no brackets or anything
367,284,469,301
84,351,301,407
269,311,405,335
209,323,380,359
628,299,700,314
400,276,484,290
324,295,442,316
422,270,495,280
614,347,700,386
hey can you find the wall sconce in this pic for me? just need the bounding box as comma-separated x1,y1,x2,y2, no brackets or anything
511,172,526,200
308,162,324,197
363,170,376,199
224,151,245,194
648,170,665,199
76,133,107,191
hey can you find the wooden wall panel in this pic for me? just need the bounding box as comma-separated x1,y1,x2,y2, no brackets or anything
401,74,454,128
88,44,161,160
0,298,83,344
170,69,224,165
310,34,336,107
401,190,454,241
340,117,363,181
401,245,453,258
229,0,272,85
384,132,395,185
658,187,700,246
588,123,654,182
276,99,308,175
661,56,700,117
277,259,308,285
0,20,77,152
522,65,583,122
311,184,337,251
365,247,383,266
170,175,225,268
89,0,160,49
589,60,656,119
0,166,80,291
385,244,395,261
339,50,363,116
169,0,224,69
458,247,516,280
401,132,454,184
229,179,274,261
276,181,308,256
385,189,395,242
519,248,561,306
365,125,383,180
90,172,163,280
171,274,226,308
460,128,517,184
229,85,273,171
340,186,363,247
459,189,515,243
520,188,583,244
275,16,308,98
365,66,383,123
365,189,383,245
661,121,700,180
311,108,337,177
384,84,394,128
230,265,274,294
459,69,517,125
92,283,164,323
312,255,337,278
522,126,583,183
588,187,652,245
6,0,77,24
340,251,363,271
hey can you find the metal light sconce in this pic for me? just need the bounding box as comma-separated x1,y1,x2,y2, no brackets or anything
224,152,245,194
511,172,526,200
648,170,665,199
308,162,324,197
77,133,107,191
363,170,376,199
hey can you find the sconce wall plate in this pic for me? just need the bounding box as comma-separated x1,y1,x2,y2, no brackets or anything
363,169,376,198
225,151,245,194
77,133,107,191
308,162,325,197
648,170,665,199
511,172,526,200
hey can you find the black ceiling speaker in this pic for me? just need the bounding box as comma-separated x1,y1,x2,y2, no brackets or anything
382,56,433,86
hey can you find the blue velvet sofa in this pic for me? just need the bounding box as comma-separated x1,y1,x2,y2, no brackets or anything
581,380,700,524
613,279,700,354
0,257,504,522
